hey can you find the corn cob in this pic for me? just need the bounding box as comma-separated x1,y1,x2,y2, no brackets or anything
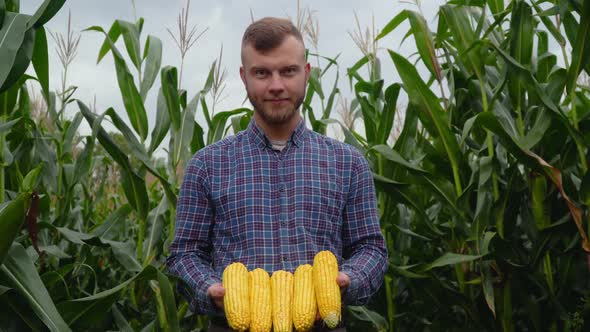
271,270,294,332
313,250,341,329
292,264,317,332
249,268,272,332
222,262,250,331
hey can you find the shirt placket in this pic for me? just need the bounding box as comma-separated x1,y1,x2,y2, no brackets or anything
275,147,290,271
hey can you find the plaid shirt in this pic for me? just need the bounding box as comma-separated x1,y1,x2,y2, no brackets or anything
167,118,388,315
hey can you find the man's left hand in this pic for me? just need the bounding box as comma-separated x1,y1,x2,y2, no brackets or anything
337,272,350,289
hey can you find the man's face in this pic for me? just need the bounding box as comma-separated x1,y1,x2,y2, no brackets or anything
240,35,310,127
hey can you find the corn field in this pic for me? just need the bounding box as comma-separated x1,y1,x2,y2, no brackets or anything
2,0,590,331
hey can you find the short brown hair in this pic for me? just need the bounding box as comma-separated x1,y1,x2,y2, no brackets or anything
241,17,304,52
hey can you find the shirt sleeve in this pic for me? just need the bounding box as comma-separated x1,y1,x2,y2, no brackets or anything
166,156,223,316
339,153,389,306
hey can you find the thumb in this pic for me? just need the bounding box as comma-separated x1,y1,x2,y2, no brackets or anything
209,284,226,298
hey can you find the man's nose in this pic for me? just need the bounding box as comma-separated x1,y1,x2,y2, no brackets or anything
268,73,285,94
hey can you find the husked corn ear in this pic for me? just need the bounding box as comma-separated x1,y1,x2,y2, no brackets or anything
249,268,272,332
271,270,294,332
292,264,317,332
222,262,250,331
313,250,341,329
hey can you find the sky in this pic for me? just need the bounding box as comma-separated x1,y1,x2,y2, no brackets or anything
20,0,449,150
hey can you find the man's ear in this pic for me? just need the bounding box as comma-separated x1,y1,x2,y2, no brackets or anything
305,62,311,81
240,66,246,84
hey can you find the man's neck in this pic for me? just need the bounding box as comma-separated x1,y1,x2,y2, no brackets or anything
253,113,302,141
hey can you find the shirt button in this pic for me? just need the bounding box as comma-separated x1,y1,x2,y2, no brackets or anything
279,184,285,192
282,255,288,262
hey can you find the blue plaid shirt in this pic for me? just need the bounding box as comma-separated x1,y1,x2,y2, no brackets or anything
167,118,388,315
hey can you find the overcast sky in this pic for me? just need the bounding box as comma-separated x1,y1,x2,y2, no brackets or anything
20,0,448,147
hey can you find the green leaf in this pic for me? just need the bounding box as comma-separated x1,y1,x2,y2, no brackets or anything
151,271,180,331
0,13,31,92
101,106,177,208
482,261,496,317
143,198,168,265
21,164,41,193
27,0,65,29
440,5,483,76
0,192,31,265
90,204,133,239
87,26,148,140
421,252,484,271
346,306,388,331
78,101,149,220
71,136,94,188
140,35,162,101
148,89,170,155
308,67,324,99
62,112,83,155
174,92,199,165
389,50,462,192
160,66,181,131
532,2,565,46
377,83,400,144
208,108,250,144
508,0,534,109
31,26,48,99
57,266,158,328
346,54,370,88
116,20,141,70
566,0,590,93
112,305,134,332
0,243,71,332
407,10,442,82
487,0,504,15
96,21,121,64
376,10,408,41
0,0,5,28
0,116,20,135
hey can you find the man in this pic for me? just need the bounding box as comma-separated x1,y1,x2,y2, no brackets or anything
167,17,388,332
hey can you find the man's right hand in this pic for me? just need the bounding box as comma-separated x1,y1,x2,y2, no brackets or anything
207,283,226,311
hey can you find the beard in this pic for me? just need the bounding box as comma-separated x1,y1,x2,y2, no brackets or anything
247,87,306,125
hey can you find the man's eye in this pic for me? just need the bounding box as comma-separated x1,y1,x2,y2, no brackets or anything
254,70,267,77
283,68,297,76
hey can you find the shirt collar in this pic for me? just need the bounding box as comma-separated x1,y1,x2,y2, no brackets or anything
248,117,307,150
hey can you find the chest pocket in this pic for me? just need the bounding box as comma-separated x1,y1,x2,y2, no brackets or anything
296,160,344,238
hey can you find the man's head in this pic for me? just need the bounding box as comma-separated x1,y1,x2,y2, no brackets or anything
240,17,310,131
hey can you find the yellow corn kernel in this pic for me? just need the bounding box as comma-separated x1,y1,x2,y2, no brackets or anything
271,270,294,332
292,264,317,332
222,262,250,331
249,268,272,332
313,251,341,329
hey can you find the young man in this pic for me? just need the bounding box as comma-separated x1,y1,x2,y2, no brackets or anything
167,17,388,331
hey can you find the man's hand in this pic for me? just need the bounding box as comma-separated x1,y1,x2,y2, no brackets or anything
337,272,350,289
207,283,225,311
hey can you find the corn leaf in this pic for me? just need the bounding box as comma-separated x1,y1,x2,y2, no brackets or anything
86,26,149,140
27,0,65,29
140,35,162,101
31,26,48,99
566,0,590,93
148,88,171,155
78,101,149,220
160,66,181,131
0,13,32,93
1,243,71,332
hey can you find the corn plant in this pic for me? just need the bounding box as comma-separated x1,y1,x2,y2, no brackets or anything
332,0,590,330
